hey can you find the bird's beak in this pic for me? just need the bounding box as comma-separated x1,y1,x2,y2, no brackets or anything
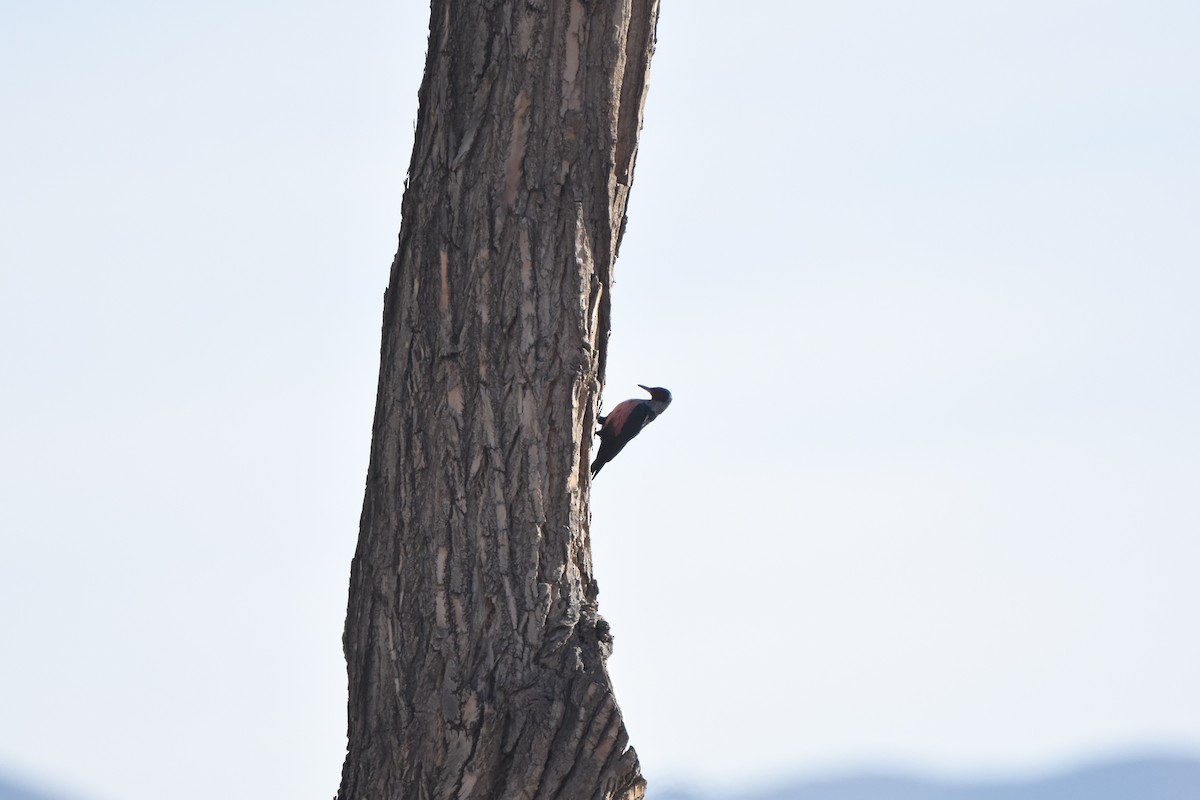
637,384,651,393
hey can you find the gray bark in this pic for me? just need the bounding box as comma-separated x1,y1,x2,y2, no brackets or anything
337,1,660,798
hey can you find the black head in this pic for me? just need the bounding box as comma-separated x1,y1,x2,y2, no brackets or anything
637,384,672,403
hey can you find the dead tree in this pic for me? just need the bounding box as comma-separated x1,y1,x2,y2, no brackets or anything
337,1,660,798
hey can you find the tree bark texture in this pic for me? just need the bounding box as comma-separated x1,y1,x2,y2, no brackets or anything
338,2,660,798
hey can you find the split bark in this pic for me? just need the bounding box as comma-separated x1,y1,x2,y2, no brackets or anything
337,1,660,798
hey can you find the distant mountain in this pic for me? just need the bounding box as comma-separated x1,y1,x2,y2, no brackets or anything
653,755,1200,800
0,774,78,800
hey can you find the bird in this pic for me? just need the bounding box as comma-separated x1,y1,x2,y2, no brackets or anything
591,384,672,477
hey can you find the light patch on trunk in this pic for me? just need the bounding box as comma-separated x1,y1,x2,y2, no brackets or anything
476,248,490,324
504,91,531,207
502,576,518,627
494,496,508,530
452,596,466,631
518,386,536,432
515,13,536,58
574,205,594,281
447,383,464,415
439,248,450,310
462,692,479,726
518,228,536,350
435,545,448,628
561,0,586,113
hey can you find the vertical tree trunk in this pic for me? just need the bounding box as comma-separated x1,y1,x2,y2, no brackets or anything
337,2,660,798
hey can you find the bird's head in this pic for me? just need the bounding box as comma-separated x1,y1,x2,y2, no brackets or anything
638,384,672,405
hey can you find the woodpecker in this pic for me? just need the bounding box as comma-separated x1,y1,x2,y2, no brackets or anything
591,384,672,477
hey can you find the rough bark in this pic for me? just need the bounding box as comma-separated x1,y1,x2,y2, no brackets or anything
337,1,660,799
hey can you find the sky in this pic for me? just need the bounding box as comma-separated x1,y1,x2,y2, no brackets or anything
1,1,1198,799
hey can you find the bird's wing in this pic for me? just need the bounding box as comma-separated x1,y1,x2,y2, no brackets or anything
603,399,640,437
619,401,656,437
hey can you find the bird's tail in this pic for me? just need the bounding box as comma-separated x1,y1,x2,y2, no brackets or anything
590,459,603,477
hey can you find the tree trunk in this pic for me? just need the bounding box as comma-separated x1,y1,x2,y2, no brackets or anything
337,2,660,798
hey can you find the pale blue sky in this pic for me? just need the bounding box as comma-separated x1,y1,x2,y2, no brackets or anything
2,2,1198,799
